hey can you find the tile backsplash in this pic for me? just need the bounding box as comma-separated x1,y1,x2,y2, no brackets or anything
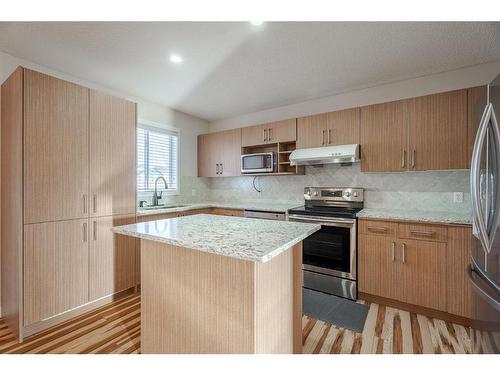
139,163,471,213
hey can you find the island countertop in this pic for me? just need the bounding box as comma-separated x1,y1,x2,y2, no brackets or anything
112,214,320,263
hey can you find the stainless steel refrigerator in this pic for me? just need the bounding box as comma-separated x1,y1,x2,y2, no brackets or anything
469,73,500,354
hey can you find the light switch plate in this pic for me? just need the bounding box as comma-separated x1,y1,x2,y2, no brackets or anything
453,192,464,203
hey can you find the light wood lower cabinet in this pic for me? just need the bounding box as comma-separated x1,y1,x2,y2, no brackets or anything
89,215,137,301
211,208,244,217
399,239,446,311
358,235,397,300
359,218,470,318
24,219,89,326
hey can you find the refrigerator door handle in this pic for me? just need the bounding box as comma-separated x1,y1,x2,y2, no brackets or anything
471,102,500,254
468,258,500,312
471,103,491,252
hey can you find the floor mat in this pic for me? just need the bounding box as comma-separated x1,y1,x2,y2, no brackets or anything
303,288,369,333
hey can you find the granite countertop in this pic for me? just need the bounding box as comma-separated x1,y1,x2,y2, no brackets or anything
136,201,301,217
357,208,472,225
112,214,320,263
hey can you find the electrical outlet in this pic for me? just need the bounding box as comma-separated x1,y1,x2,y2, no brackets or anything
453,192,464,204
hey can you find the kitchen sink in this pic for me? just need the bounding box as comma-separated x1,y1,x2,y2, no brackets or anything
140,204,188,210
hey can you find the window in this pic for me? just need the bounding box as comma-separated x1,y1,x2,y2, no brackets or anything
137,123,179,194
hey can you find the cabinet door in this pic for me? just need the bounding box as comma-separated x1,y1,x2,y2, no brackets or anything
467,86,487,168
446,226,473,318
219,128,242,176
242,124,266,147
326,108,360,146
23,69,89,223
358,234,398,300
24,219,89,326
399,239,446,311
407,89,467,171
360,100,407,172
197,133,217,177
267,119,296,144
90,90,136,217
89,215,137,300
297,113,327,149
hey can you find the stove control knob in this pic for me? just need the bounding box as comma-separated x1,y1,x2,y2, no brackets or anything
344,192,351,198
353,192,359,197
313,191,319,197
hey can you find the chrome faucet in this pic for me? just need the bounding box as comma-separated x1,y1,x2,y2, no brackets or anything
152,176,168,206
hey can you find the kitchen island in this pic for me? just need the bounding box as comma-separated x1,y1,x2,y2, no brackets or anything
112,214,320,354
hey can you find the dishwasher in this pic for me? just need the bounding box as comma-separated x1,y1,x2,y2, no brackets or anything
243,209,286,221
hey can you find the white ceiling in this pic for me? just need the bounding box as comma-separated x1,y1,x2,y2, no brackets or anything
0,22,499,121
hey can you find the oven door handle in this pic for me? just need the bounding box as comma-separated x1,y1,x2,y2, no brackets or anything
288,214,355,225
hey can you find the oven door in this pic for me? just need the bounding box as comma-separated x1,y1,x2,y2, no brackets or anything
288,214,356,280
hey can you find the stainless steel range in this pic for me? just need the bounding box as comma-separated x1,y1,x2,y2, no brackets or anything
288,187,364,300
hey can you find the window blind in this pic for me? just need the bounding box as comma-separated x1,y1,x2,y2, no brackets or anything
137,126,178,193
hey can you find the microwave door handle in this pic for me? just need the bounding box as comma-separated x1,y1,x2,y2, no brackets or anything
471,103,493,253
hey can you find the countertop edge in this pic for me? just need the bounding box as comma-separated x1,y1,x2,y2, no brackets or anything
111,222,321,263
356,209,472,225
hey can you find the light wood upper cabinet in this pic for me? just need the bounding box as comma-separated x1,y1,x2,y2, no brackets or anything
360,100,408,172
467,86,487,168
219,128,242,176
242,124,267,147
399,239,446,311
297,113,327,149
267,119,296,144
198,132,217,177
327,108,360,146
407,89,467,171
23,69,90,224
297,108,359,149
24,219,89,326
90,90,136,217
198,128,241,177
89,215,137,301
242,119,296,147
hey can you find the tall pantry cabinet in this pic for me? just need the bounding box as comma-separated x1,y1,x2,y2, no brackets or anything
1,67,137,341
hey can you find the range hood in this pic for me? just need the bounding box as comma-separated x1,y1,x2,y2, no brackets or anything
289,144,360,166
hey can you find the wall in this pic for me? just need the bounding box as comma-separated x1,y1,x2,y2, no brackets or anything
0,51,210,316
209,60,500,131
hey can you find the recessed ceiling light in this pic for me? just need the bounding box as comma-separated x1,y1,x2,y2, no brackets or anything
250,21,263,26
169,54,183,64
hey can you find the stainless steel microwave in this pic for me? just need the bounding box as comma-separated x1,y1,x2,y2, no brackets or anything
241,152,275,173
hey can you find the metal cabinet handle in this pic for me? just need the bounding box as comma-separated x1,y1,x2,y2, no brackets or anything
93,194,97,213
401,150,406,168
367,226,388,233
402,243,407,263
220,163,223,174
83,194,87,214
83,222,87,243
263,128,267,142
409,230,435,237
328,129,332,144
216,164,220,175
411,150,415,168
268,128,272,141
391,241,396,261
93,221,97,241
321,130,325,145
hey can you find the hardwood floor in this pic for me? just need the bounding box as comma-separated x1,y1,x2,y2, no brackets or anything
302,300,474,354
0,293,473,354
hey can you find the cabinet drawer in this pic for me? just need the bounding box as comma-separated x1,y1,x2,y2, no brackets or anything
399,223,447,243
212,208,244,217
359,219,398,237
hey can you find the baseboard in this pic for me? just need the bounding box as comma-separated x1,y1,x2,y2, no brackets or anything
358,292,472,327
22,287,136,340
